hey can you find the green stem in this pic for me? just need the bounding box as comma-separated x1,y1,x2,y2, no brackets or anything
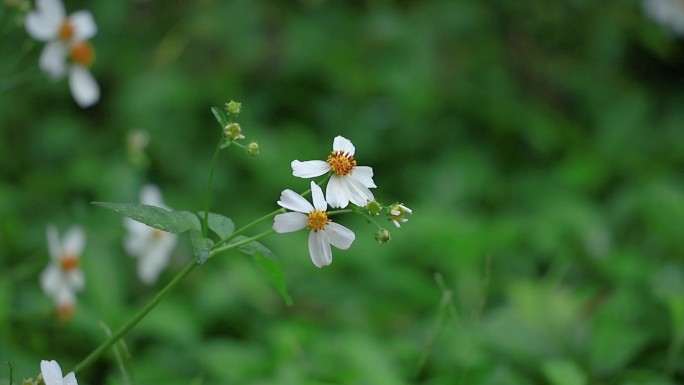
210,229,275,257
202,138,224,237
214,209,284,248
73,260,198,374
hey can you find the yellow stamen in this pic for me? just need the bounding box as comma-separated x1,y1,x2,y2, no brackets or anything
307,210,329,232
326,151,356,176
70,41,95,67
58,20,74,41
60,254,79,271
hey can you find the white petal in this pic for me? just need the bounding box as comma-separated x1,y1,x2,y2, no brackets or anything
69,65,100,108
332,136,355,156
343,176,375,207
41,360,64,385
308,230,332,268
277,189,314,213
67,269,85,291
324,222,355,250
140,184,165,207
310,181,327,211
123,216,149,236
325,175,350,209
137,238,175,285
63,226,85,256
351,166,376,188
25,0,64,41
63,371,78,385
40,265,62,295
291,160,329,178
46,224,61,261
69,11,97,40
273,212,308,233
39,41,68,80
55,286,76,307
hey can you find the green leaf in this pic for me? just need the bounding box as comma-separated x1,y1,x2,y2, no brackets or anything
198,212,235,239
93,202,200,233
229,235,276,259
211,106,228,128
542,359,587,385
252,252,292,306
190,230,214,264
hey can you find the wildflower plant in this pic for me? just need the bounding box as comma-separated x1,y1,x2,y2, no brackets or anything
18,101,412,379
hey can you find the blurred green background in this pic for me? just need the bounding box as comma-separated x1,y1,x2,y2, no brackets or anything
2,0,684,384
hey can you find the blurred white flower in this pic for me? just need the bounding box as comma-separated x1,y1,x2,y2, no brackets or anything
24,0,99,107
389,203,413,228
41,360,78,385
41,224,85,320
291,136,376,208
273,181,355,268
124,185,178,285
643,0,684,36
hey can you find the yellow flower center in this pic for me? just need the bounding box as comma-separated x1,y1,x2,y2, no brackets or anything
151,228,165,239
70,41,95,67
58,20,75,41
307,210,329,232
326,151,356,176
60,254,79,271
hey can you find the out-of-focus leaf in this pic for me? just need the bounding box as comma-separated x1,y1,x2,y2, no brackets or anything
191,230,214,264
93,202,200,233
542,359,586,385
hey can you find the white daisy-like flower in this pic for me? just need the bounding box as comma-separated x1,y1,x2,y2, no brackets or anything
124,184,178,285
291,136,376,209
41,224,85,320
643,0,684,36
41,360,78,385
389,203,413,228
25,0,100,107
273,181,355,268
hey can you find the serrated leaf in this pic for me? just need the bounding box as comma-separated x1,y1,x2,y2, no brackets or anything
229,235,276,259
211,106,228,128
198,212,235,239
252,252,292,306
190,230,214,264
93,202,200,233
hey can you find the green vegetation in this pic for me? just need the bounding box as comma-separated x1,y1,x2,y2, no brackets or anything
2,0,684,384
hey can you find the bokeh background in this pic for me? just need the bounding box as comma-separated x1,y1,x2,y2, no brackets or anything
2,0,684,384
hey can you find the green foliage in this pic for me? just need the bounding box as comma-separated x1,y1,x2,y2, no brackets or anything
92,202,200,233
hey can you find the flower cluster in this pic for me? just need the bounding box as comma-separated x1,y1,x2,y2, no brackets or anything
25,0,99,107
274,136,412,267
40,224,85,320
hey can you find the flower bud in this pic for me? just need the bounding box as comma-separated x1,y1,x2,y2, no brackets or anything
225,100,242,115
388,203,412,228
375,228,392,244
246,141,260,156
223,122,245,141
366,200,382,216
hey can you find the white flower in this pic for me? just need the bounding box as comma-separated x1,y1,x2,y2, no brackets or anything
389,203,413,228
41,360,78,385
124,185,178,285
643,0,684,36
25,0,99,107
291,136,376,208
41,224,85,320
273,181,355,267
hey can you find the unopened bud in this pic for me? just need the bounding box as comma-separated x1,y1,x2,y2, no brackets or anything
375,228,392,244
223,122,245,141
225,100,242,115
366,200,382,216
246,141,260,156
